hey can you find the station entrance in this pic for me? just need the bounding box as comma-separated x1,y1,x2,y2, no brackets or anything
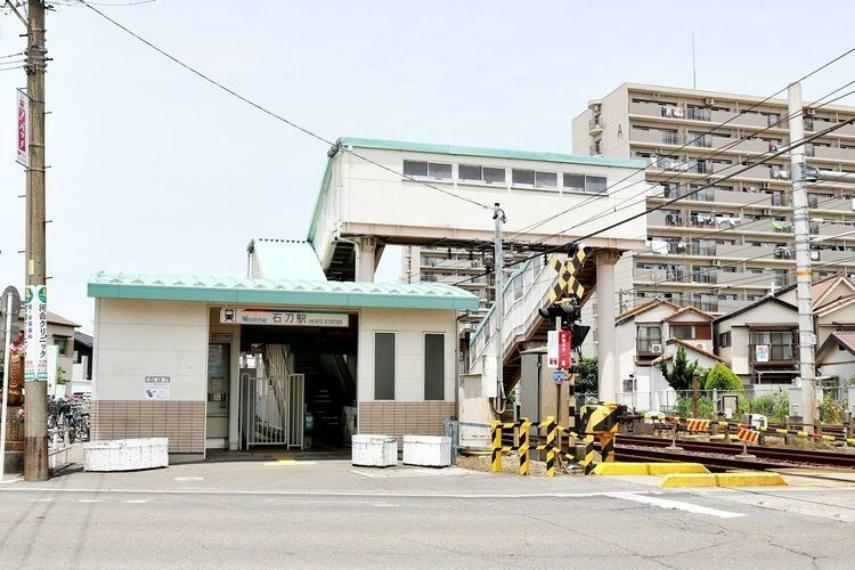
209,308,358,452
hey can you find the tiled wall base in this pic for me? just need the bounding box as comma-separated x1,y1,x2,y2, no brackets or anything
358,401,455,439
91,400,205,455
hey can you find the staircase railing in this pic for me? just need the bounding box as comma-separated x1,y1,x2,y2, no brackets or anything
468,254,562,373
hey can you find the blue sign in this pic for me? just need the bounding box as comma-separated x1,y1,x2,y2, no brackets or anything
552,370,565,385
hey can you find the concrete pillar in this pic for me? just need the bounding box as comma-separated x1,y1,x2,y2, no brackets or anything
596,250,620,402
356,237,377,282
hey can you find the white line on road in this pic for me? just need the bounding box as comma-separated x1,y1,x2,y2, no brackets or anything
78,499,102,503
121,499,149,504
608,492,745,519
174,477,204,482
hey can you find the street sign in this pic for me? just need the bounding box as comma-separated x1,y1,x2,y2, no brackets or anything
0,286,21,340
552,370,565,385
16,89,28,167
220,308,349,328
547,330,558,367
558,329,572,368
23,285,48,382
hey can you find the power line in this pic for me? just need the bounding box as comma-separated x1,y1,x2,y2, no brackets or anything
504,49,855,241
79,1,491,211
452,115,855,288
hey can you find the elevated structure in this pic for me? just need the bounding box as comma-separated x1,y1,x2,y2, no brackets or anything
307,137,649,400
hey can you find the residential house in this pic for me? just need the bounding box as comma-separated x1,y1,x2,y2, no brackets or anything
615,300,721,410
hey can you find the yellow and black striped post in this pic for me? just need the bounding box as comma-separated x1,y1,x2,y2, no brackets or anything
540,415,557,477
490,420,502,473
600,432,615,463
579,435,595,475
518,419,531,476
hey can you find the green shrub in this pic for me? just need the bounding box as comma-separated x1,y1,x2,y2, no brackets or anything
675,395,714,419
703,363,744,393
748,393,789,423
820,393,845,425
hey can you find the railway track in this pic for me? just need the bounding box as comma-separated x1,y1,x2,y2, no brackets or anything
616,434,855,469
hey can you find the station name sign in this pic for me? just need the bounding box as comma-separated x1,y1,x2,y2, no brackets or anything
219,308,349,328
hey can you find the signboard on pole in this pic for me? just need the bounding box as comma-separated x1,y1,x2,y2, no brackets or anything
558,329,572,368
220,308,349,328
547,330,558,368
23,285,48,381
16,89,28,167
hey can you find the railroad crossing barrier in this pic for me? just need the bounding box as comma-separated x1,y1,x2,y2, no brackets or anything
662,415,855,446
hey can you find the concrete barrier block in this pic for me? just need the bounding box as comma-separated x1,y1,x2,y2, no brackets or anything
84,438,169,472
660,472,788,488
403,435,451,467
593,462,709,476
352,434,397,467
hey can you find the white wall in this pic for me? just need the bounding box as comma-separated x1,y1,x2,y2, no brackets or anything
357,308,457,402
93,299,208,401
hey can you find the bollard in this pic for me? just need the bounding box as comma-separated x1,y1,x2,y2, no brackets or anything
545,416,556,477
578,435,595,475
600,432,615,463
490,420,502,472
518,419,531,476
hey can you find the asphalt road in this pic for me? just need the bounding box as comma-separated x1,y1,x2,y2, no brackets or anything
2,484,855,568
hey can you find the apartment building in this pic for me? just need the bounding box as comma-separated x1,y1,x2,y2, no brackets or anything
572,83,855,315
400,244,531,329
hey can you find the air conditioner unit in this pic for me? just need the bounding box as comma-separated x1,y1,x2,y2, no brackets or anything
804,107,816,117
850,198,855,211
762,209,772,216
696,343,705,350
811,251,820,261
650,343,662,354
704,97,715,106
673,107,685,118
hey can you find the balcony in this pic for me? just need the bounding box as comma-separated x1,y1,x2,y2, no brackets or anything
716,243,776,258
804,118,837,133
633,267,687,284
749,342,796,365
730,138,774,154
714,188,771,206
631,128,679,145
588,117,603,133
637,337,664,355
629,101,666,118
813,197,854,212
740,165,773,180
710,110,770,129
814,249,855,263
814,222,853,238
808,145,855,162
648,211,684,227
716,270,765,286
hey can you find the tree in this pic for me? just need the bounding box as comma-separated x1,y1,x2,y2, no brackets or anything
659,346,699,391
575,356,598,393
703,362,744,393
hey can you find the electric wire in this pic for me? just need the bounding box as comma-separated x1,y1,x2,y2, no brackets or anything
79,1,491,211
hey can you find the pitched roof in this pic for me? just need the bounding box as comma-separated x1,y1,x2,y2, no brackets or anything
713,295,797,323
74,331,93,347
87,271,480,311
811,274,852,306
666,338,725,362
664,306,715,322
817,331,855,358
247,239,327,281
813,293,855,318
615,299,679,325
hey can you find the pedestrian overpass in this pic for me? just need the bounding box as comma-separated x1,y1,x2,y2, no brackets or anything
306,137,649,400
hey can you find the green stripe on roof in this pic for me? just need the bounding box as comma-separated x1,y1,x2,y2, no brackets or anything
87,272,479,311
338,137,645,169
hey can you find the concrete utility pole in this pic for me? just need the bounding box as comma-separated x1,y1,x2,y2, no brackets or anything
24,0,49,481
492,203,506,416
788,82,817,427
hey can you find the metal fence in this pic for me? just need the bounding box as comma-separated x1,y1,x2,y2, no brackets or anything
239,374,305,450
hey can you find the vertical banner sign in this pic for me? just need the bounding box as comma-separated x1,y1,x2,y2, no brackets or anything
16,89,28,167
558,329,572,368
547,330,558,367
23,285,48,381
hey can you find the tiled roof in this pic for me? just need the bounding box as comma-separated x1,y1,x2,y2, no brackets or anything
87,271,480,311
830,332,855,354
615,299,679,324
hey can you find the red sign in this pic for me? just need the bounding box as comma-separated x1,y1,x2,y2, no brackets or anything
558,329,572,368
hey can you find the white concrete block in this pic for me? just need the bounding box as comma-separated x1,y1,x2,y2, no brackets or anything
84,438,169,472
402,435,451,467
352,434,397,467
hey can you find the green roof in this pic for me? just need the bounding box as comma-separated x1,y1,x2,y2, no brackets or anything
87,271,479,311
338,137,645,169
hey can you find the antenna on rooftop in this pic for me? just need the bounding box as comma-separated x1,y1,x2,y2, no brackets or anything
692,32,698,89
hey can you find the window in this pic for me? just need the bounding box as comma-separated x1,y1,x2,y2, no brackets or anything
458,164,481,181
637,326,662,353
718,331,731,348
403,160,451,180
53,336,69,356
460,164,506,185
483,167,505,185
563,173,585,192
671,325,695,339
563,173,607,193
586,176,607,193
513,169,558,190
424,333,445,400
374,333,396,400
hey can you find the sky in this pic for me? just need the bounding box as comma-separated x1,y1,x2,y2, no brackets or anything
1,0,854,333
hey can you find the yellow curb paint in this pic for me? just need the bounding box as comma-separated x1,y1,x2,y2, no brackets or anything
592,462,709,476
263,460,318,466
660,472,788,488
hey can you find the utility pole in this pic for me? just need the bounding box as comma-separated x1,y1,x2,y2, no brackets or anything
492,203,506,416
24,0,49,481
788,82,817,427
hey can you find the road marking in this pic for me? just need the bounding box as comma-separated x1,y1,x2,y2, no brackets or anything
121,499,149,504
78,499,102,503
263,460,318,466
609,492,745,519
174,476,204,482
